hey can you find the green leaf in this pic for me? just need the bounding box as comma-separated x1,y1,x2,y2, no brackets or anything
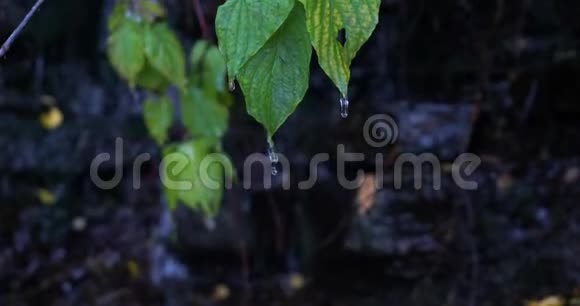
181,87,229,139
189,41,227,96
202,47,227,95
190,40,210,70
107,18,146,85
161,145,179,211
137,0,166,22
107,0,128,31
238,4,312,139
143,96,174,144
216,0,295,82
144,22,187,90
300,0,380,96
161,139,225,217
135,60,170,92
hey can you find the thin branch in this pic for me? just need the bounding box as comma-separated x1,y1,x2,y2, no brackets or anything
191,0,210,40
0,0,46,58
520,79,539,124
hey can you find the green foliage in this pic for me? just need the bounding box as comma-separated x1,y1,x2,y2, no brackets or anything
237,5,311,140
136,0,166,22
143,96,173,145
216,0,380,138
106,2,233,216
161,140,230,217
202,47,228,95
135,61,169,93
107,17,145,85
300,0,380,97
181,87,229,139
182,41,230,139
215,0,295,82
144,23,187,90
107,0,381,216
190,40,210,69
107,1,128,31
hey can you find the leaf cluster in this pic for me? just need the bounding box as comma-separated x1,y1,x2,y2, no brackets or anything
107,0,233,216
216,0,380,140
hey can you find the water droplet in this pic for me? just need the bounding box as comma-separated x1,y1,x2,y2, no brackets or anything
204,217,216,231
229,80,236,92
267,145,279,163
340,96,349,118
271,164,278,176
267,144,279,176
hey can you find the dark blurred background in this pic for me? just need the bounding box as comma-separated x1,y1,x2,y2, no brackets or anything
1,0,580,305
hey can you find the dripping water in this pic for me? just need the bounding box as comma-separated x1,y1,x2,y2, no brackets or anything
268,144,279,176
229,80,236,92
340,96,349,118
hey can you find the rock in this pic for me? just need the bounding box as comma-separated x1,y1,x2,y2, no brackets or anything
345,186,447,256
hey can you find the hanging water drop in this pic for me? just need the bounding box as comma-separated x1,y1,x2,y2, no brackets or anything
340,96,349,118
267,145,279,163
267,143,279,176
228,80,236,92
204,217,216,231
271,164,278,176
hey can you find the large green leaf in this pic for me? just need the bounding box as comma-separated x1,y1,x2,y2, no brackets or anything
299,0,380,96
181,87,229,139
215,0,295,82
107,18,145,85
143,96,173,144
238,5,312,140
144,22,187,90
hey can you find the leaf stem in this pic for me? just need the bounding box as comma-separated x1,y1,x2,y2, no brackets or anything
191,0,210,40
0,0,47,58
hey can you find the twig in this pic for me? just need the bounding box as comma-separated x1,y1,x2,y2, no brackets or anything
0,0,46,58
191,0,210,40
520,79,539,124
267,192,285,254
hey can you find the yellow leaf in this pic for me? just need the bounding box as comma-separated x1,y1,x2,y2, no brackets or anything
127,260,140,279
39,106,63,130
526,296,564,306
37,188,56,205
356,174,377,216
289,273,305,290
212,283,230,301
